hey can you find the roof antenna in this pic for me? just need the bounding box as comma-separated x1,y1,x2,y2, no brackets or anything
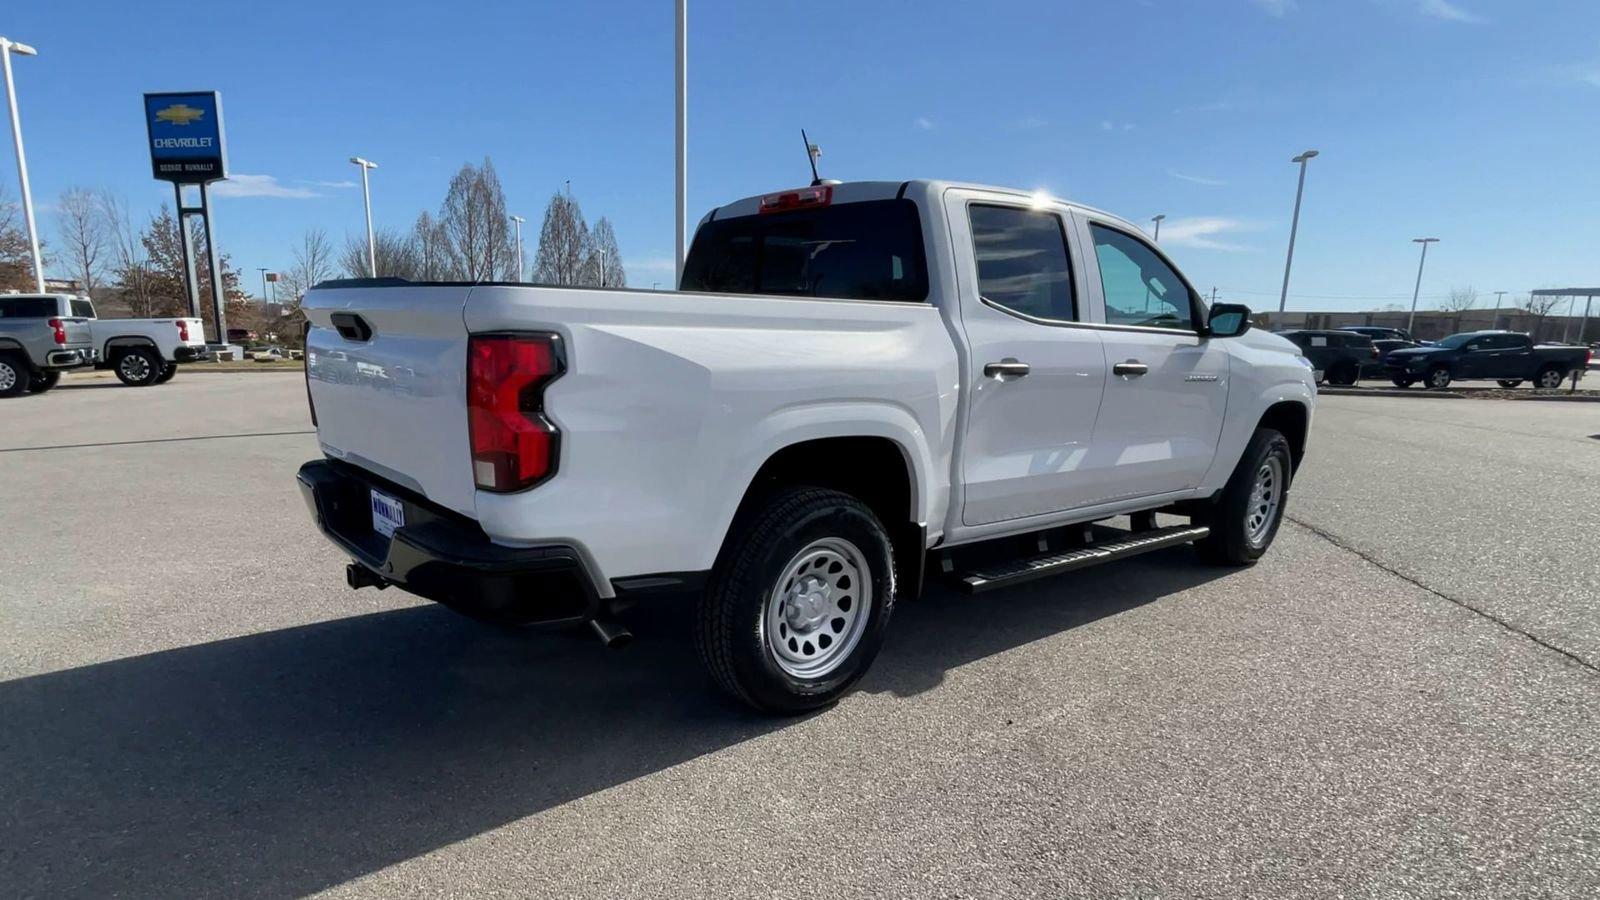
802,129,823,186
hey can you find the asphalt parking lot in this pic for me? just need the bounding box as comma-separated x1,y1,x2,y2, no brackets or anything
3,372,1597,899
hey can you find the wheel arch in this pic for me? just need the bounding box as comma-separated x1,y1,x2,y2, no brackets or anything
1257,400,1310,473
103,335,161,358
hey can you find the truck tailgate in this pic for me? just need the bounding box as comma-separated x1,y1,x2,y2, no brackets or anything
304,285,477,517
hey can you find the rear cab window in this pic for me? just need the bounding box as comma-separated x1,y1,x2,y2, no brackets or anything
680,199,928,302
70,299,96,318
0,297,60,318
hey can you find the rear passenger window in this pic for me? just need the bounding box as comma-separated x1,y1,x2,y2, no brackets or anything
968,205,1076,322
1309,336,1329,347
1090,224,1196,330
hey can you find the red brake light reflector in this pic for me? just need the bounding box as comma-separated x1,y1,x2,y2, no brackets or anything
176,319,190,341
48,318,66,345
759,185,832,215
468,333,564,492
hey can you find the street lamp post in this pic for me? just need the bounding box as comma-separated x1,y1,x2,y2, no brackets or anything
1277,149,1319,314
349,157,378,277
1407,238,1439,335
0,35,44,293
257,267,270,306
1150,214,1165,242
510,215,525,281
674,0,687,288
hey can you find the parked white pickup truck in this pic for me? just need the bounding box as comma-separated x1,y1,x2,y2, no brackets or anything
74,297,208,386
298,180,1316,712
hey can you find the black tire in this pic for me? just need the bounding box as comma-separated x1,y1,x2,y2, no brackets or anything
1496,379,1523,389
1326,361,1360,386
0,352,28,398
1390,376,1415,388
1194,428,1293,567
113,347,162,386
154,362,178,384
697,487,896,714
27,370,60,393
1425,366,1452,390
1534,366,1566,390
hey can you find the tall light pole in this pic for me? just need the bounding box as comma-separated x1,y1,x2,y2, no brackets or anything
349,156,378,277
1277,149,1319,313
257,267,270,305
1407,238,1439,335
1,35,44,293
1150,214,1165,242
510,215,525,281
674,0,687,289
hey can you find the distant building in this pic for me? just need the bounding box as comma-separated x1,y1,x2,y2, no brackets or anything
1255,306,1595,344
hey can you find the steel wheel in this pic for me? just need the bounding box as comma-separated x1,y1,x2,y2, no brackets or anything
1244,456,1283,549
119,352,152,382
0,359,16,393
764,537,873,680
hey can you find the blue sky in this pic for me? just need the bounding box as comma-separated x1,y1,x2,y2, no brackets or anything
5,0,1598,310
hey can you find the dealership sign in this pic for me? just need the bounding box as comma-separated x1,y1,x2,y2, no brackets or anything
143,91,228,183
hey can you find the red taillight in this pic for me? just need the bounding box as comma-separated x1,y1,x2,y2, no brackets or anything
176,319,190,341
759,185,832,215
467,333,564,492
47,318,66,345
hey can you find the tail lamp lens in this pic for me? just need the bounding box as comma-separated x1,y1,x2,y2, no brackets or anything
468,333,564,492
176,319,190,341
48,318,66,345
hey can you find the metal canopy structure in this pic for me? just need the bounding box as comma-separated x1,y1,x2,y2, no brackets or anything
1530,288,1599,344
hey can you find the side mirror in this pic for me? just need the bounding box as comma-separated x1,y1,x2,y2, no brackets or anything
1207,303,1251,338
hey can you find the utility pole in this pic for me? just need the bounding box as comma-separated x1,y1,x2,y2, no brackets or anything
674,0,688,289
1277,149,1320,313
1407,238,1439,335
0,35,44,292
1211,287,1218,304
510,215,526,281
349,157,378,277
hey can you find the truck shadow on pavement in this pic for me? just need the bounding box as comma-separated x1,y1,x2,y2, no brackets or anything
1,549,1228,898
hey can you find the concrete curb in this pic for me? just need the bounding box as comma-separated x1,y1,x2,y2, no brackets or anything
1318,386,1599,402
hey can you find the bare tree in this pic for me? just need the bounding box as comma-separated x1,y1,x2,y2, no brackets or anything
412,211,451,280
0,182,43,292
440,158,514,281
102,193,156,316
55,187,109,293
1517,291,1563,341
340,228,420,279
533,191,590,286
1439,285,1477,313
279,228,336,309
585,216,627,288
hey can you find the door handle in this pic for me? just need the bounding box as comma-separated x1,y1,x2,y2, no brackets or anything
983,359,1030,380
1112,360,1149,377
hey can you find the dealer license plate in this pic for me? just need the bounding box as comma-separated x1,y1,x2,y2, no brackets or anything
370,489,405,539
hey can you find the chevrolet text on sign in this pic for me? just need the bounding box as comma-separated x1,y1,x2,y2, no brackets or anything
143,91,228,184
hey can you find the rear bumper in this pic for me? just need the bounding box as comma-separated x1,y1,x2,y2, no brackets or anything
296,458,603,627
173,345,209,363
45,348,93,369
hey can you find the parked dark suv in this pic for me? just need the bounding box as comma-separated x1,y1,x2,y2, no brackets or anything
1341,325,1415,342
1280,329,1376,385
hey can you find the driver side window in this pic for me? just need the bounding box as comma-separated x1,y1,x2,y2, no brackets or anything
1089,224,1195,330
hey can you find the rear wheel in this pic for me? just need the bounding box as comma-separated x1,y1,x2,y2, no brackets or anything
1326,361,1360,386
27,370,60,393
697,487,896,714
1426,366,1453,390
114,347,162,386
0,353,28,398
154,362,178,384
1535,366,1566,389
1496,379,1523,389
1195,428,1292,566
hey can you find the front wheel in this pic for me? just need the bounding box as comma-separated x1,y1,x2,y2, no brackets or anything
1426,366,1453,390
114,347,163,386
1326,361,1360,386
1535,367,1567,389
1194,428,1292,566
1496,379,1523,389
27,370,60,393
696,487,896,714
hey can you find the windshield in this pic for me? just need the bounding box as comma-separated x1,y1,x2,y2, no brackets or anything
1434,334,1477,349
681,199,928,302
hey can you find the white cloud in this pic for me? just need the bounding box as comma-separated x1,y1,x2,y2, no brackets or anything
913,116,933,131
1100,120,1136,132
1167,170,1228,187
210,174,321,199
306,179,358,189
1249,0,1298,17
1016,115,1047,129
1416,0,1487,23
1157,217,1263,252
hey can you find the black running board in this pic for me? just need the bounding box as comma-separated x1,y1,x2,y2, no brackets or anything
954,525,1210,594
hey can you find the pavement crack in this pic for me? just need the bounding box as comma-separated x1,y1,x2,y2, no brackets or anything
0,430,316,454
1286,515,1599,677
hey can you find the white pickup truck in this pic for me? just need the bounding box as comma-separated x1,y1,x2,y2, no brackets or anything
73,297,208,386
298,180,1316,712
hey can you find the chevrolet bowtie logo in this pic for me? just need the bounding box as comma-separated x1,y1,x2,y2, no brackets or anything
155,104,206,126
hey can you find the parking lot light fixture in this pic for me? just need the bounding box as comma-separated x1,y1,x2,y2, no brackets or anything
1151,214,1165,242
511,215,526,282
1277,149,1319,314
1,35,44,293
1408,238,1439,335
349,157,379,277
